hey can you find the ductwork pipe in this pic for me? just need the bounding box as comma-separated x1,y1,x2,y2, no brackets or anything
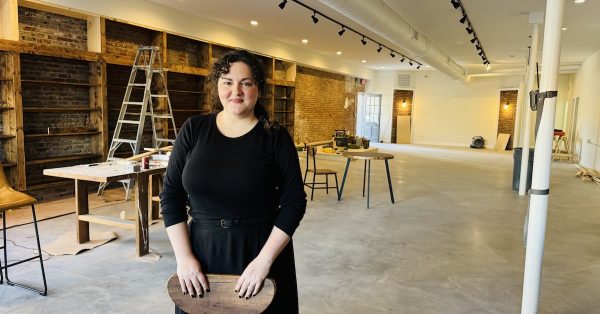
320,0,468,81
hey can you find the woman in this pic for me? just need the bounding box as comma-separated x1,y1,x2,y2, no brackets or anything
160,49,307,313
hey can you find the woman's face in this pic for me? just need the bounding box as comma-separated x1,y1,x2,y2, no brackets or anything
217,61,259,118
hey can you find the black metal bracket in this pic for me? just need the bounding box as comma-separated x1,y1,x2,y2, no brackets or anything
529,90,558,111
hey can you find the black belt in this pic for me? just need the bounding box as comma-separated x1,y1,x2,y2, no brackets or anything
192,216,274,229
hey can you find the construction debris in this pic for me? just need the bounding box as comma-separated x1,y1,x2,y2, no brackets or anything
575,164,600,185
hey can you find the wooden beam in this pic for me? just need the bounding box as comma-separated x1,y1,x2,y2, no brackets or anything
0,0,19,41
87,16,102,53
78,214,136,229
0,39,100,62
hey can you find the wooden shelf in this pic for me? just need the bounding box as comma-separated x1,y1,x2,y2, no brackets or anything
172,109,210,113
21,79,100,87
280,123,294,126
169,89,205,94
269,79,295,87
0,162,17,167
26,179,73,191
26,154,102,165
274,110,294,113
0,134,16,139
167,64,210,76
0,77,12,81
0,106,14,111
275,97,294,100
23,107,100,113
25,132,101,138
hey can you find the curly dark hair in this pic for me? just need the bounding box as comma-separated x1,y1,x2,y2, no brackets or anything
210,49,279,133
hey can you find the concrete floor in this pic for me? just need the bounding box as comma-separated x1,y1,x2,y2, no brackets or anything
1,144,600,313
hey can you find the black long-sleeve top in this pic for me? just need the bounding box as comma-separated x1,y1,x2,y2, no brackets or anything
160,114,306,237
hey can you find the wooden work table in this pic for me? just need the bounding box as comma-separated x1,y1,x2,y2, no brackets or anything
338,152,395,209
43,163,165,257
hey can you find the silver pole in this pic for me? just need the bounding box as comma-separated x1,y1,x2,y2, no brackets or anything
521,0,565,313
519,21,541,196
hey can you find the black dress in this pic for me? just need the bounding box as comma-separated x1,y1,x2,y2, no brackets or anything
160,114,307,313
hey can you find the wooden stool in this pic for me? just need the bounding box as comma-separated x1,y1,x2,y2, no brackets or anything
167,274,275,313
0,167,47,296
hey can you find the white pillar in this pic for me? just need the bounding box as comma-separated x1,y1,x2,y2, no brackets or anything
0,0,19,40
513,78,525,148
521,0,565,313
519,20,541,196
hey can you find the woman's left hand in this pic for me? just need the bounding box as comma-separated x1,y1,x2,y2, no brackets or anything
235,255,272,299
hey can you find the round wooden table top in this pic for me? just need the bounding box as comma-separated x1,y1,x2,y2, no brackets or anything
342,152,394,160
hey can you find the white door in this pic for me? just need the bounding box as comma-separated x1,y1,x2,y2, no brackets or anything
356,93,381,143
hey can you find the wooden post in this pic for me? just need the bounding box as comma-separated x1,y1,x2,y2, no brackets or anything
149,173,161,221
135,172,149,256
12,52,25,190
75,179,90,243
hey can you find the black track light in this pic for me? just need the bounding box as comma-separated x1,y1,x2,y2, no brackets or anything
417,64,421,69
475,44,482,51
390,51,395,58
479,51,484,56
409,61,413,66
460,15,467,24
311,12,319,24
361,36,367,45
278,0,287,10
466,26,473,34
377,45,382,53
451,0,461,9
338,26,346,36
400,56,405,62
470,37,477,44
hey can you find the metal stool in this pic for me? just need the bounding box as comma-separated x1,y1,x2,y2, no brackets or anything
0,167,47,296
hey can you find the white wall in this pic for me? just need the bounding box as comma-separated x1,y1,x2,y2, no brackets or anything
37,0,375,80
572,49,600,170
411,71,521,147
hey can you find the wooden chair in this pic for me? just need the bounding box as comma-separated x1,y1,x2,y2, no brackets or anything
303,143,339,201
0,166,47,296
167,274,275,313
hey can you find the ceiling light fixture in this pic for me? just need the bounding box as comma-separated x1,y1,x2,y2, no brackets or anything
574,0,586,4
451,0,490,67
561,27,567,31
361,60,367,63
336,51,342,55
417,64,421,69
250,20,258,26
400,56,405,62
279,0,421,69
278,0,287,10
311,11,319,24
409,61,413,66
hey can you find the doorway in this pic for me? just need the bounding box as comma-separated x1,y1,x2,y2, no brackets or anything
356,92,381,143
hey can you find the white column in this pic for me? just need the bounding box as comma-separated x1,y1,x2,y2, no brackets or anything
513,78,525,148
521,0,565,313
519,20,541,196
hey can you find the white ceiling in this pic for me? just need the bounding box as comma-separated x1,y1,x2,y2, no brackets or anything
149,0,600,75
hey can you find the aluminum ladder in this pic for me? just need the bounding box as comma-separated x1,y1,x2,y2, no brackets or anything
98,46,177,197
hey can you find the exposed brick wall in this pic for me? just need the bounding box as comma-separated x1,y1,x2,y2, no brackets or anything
28,185,75,202
391,90,413,143
294,66,363,143
498,90,518,150
21,54,89,83
25,136,94,161
18,6,87,50
105,20,156,59
167,34,209,69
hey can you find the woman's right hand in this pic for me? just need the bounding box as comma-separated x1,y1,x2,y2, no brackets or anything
177,254,210,297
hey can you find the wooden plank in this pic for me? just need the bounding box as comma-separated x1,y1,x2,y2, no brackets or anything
78,214,136,229
25,132,101,138
168,64,209,76
13,52,25,190
22,107,100,113
0,39,100,62
75,179,90,243
149,173,161,220
20,79,100,87
26,154,102,165
47,126,98,134
494,133,511,151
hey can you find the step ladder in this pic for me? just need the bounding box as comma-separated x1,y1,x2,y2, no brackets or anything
98,46,177,198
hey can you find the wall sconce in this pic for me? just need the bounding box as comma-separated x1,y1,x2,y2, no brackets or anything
401,100,408,108
503,102,509,110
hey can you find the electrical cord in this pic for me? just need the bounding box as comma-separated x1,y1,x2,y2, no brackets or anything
0,238,54,263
